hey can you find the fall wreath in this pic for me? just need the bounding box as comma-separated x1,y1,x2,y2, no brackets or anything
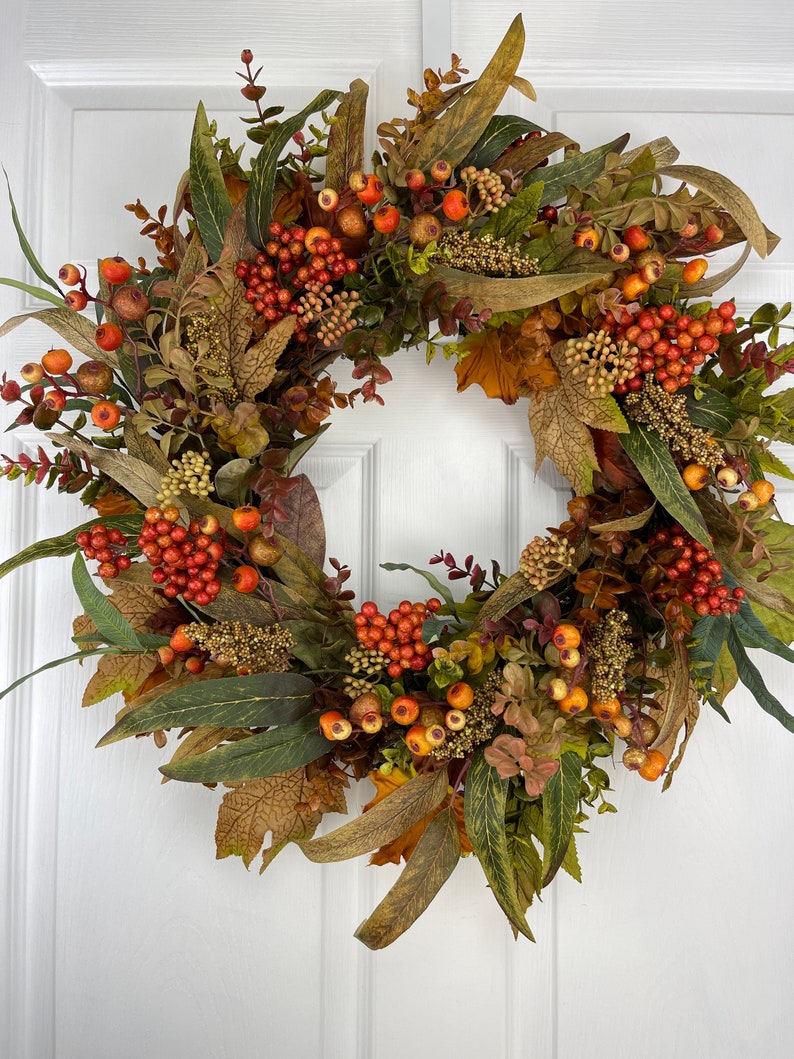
3,15,794,947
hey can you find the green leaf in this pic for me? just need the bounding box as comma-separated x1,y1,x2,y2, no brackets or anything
158,713,332,782
354,808,461,949
98,672,316,745
300,769,449,862
532,135,630,202
2,167,62,293
189,102,233,262
71,552,143,652
246,89,341,249
726,623,794,733
464,748,534,940
380,562,457,616
459,115,542,172
0,276,66,308
325,79,368,191
620,421,710,547
479,182,544,244
406,15,526,171
541,750,582,885
689,613,730,667
756,448,794,481
0,647,114,703
685,387,742,436
0,514,142,582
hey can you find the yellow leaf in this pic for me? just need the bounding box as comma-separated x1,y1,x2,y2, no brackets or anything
527,384,599,495
215,766,348,870
81,652,159,708
231,314,296,401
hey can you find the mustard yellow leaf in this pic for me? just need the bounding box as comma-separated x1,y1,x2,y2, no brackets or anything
527,385,599,495
231,314,295,401
81,652,159,708
215,766,348,871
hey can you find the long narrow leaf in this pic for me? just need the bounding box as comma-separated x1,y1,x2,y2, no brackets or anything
0,648,115,703
158,714,332,782
189,101,232,262
0,276,65,308
380,562,457,616
2,167,62,293
98,672,316,745
726,624,794,732
0,515,142,582
541,751,582,885
71,552,143,652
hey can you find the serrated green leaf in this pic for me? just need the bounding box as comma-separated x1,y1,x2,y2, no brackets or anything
300,769,449,863
71,552,143,652
479,182,544,244
0,647,114,703
726,623,794,732
755,448,794,481
464,748,534,940
189,102,232,262
531,135,630,202
246,89,341,249
380,562,457,616
541,750,582,885
158,713,332,782
3,167,61,293
620,421,710,547
0,514,142,582
354,808,460,949
98,672,316,745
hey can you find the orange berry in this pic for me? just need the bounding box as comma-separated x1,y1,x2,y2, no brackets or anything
390,695,420,726
231,505,261,532
231,564,259,593
99,256,132,285
750,479,775,506
91,400,121,429
372,204,400,233
304,226,332,254
558,686,588,715
41,348,73,374
590,697,622,722
64,290,88,311
169,624,195,653
638,748,667,781
623,225,650,251
446,681,475,710
441,189,469,221
622,273,650,300
405,724,432,756
551,623,581,650
573,227,600,251
430,159,451,183
319,710,352,741
682,463,710,490
356,174,384,207
682,258,708,284
94,323,123,351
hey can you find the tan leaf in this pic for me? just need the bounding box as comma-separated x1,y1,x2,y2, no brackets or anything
550,341,629,433
527,385,599,495
212,269,252,370
648,638,701,789
162,725,253,783
223,193,257,261
73,612,101,651
123,421,171,475
231,314,295,401
82,652,159,708
428,260,615,314
215,766,348,870
47,433,164,509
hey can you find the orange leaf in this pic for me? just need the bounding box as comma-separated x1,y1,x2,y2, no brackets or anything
455,326,560,404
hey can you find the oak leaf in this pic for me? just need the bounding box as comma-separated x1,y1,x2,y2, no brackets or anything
364,767,472,866
455,325,560,404
212,268,252,371
81,652,159,708
527,384,600,495
231,314,295,401
215,766,348,871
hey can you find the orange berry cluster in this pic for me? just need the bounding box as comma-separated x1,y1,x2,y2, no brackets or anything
235,221,358,336
648,525,744,618
75,524,131,579
137,507,224,605
607,301,737,396
354,598,442,678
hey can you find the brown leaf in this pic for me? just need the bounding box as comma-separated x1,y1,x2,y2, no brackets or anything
215,766,348,870
365,768,471,865
82,652,159,708
455,327,560,404
223,193,258,261
492,130,574,173
647,638,701,788
278,474,326,570
527,385,599,496
325,79,368,190
231,314,295,401
591,428,646,492
428,260,616,314
212,269,252,371
73,612,100,650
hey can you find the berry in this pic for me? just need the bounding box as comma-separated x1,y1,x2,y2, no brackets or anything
317,188,339,212
355,174,384,207
232,564,259,593
372,205,400,233
404,169,427,191
231,505,262,532
91,400,121,429
429,159,451,183
95,323,123,351
623,225,650,251
64,291,88,311
558,686,588,715
551,623,581,649
446,682,474,710
638,748,667,781
99,257,132,285
390,696,420,726
58,263,81,286
319,711,352,741
441,189,469,221
682,258,708,284
76,360,114,394
41,348,73,375
112,286,150,321
682,463,710,490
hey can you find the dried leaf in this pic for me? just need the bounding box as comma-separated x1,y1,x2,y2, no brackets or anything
231,314,295,400
212,269,252,370
455,326,560,404
47,433,164,510
647,639,701,786
528,385,599,496
82,652,159,708
428,260,616,314
550,340,628,433
325,79,369,190
223,192,258,261
215,766,348,870
278,474,326,570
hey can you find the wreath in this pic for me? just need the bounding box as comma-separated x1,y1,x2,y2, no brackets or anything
2,14,794,948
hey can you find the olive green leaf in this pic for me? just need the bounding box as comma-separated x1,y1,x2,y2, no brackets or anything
479,182,545,243
158,713,332,783
189,101,233,262
354,808,461,949
541,750,582,885
684,387,741,436
464,748,534,940
406,14,526,171
620,421,710,548
3,167,62,293
0,647,115,703
459,114,542,172
325,78,368,190
532,134,630,200
71,552,143,652
300,768,449,863
0,514,142,582
47,433,165,511
726,623,794,733
0,306,119,365
98,672,316,744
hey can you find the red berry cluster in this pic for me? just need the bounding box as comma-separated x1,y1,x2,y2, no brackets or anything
606,301,737,396
75,524,131,579
648,525,745,618
137,507,224,605
354,598,442,678
235,221,358,336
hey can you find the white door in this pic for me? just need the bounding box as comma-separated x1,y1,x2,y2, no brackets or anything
2,2,794,1057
